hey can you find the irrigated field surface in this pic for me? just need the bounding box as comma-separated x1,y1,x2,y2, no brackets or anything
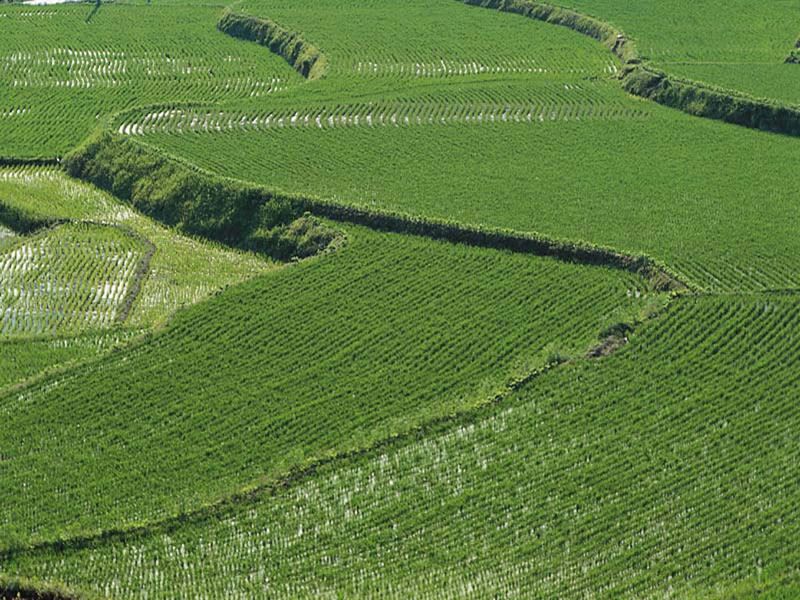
0,225,651,549
0,222,145,335
1,0,799,597
0,167,272,327
5,294,800,599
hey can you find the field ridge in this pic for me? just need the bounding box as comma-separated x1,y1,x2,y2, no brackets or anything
463,0,800,135
218,11,328,80
68,133,687,291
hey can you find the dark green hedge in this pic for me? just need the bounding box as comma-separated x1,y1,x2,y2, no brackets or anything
622,65,800,136
217,12,327,80
462,0,639,63
64,133,338,261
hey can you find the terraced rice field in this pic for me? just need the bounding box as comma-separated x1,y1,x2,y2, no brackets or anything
6,294,800,599
140,107,800,293
0,3,300,157
1,0,799,597
0,225,653,549
0,328,139,391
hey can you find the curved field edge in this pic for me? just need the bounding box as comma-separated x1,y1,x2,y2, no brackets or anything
0,290,658,577
66,132,687,291
218,11,327,80
5,293,800,598
462,0,800,136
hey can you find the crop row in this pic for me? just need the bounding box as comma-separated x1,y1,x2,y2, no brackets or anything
237,0,616,80
139,103,800,294
0,167,272,328
0,223,145,336
0,3,300,157
0,223,652,550
563,0,798,104
117,100,649,136
0,327,140,392
4,294,798,598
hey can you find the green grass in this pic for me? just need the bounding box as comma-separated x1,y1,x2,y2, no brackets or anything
6,294,800,598
563,0,800,104
0,168,273,327
0,224,651,549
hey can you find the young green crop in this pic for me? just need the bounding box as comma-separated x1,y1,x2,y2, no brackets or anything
6,295,800,599
0,328,140,392
0,224,651,550
0,222,145,335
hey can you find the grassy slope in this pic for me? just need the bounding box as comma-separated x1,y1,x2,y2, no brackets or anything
0,224,650,550
6,294,800,598
564,0,800,104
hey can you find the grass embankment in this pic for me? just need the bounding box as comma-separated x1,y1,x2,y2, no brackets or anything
463,0,800,135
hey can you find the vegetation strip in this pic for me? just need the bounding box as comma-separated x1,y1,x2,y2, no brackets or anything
218,11,327,80
788,38,800,64
463,0,800,136
66,133,685,291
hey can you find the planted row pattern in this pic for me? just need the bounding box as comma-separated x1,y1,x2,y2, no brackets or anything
0,225,649,549
8,295,800,599
0,223,144,335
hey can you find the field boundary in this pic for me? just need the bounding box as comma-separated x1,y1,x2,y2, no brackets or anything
65,132,688,291
217,11,327,80
0,212,156,326
463,0,800,136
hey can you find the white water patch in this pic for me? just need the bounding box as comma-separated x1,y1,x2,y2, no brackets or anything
0,225,15,242
119,102,650,136
0,107,29,118
352,57,595,78
23,0,83,5
0,9,57,16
